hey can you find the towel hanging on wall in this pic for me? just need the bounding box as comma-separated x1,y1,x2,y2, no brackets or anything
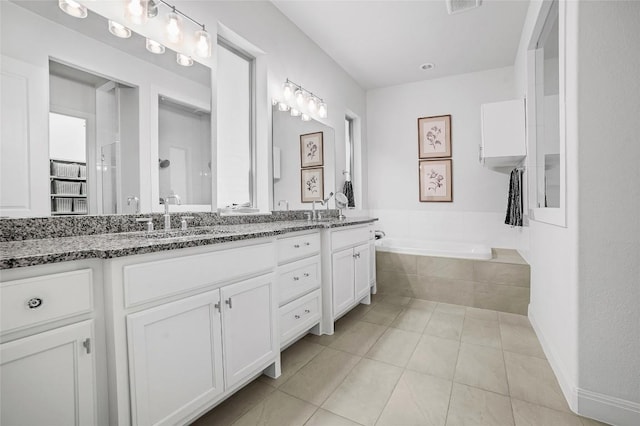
505,168,523,227
343,180,355,208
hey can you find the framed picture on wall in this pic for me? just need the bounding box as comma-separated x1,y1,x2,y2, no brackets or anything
301,167,324,202
300,132,324,168
419,159,452,202
418,114,452,158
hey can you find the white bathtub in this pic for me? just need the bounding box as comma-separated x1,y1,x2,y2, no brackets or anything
375,238,492,260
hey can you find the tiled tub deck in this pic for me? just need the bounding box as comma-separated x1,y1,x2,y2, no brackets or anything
375,249,530,315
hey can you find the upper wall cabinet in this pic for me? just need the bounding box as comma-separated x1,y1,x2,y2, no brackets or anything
480,99,526,167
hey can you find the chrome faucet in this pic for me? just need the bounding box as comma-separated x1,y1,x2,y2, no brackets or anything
161,194,181,230
278,200,289,211
311,201,322,220
127,196,140,214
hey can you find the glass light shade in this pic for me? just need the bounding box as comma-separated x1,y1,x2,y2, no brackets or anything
283,82,295,100
176,53,193,67
125,0,147,25
290,108,301,117
301,114,311,122
295,89,306,108
307,96,317,114
165,12,183,43
58,0,87,18
146,38,165,54
109,20,132,38
278,102,290,112
271,98,279,106
317,102,327,118
147,0,159,18
194,29,212,58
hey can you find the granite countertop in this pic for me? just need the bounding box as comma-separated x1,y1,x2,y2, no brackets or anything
0,217,377,269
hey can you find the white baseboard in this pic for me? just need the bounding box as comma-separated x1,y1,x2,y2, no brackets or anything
529,307,640,426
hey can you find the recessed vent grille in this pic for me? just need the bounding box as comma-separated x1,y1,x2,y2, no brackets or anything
446,0,483,15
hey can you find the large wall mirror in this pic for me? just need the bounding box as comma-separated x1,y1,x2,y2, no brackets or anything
272,106,336,211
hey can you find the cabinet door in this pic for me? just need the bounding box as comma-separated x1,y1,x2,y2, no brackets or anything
1,320,96,426
354,243,371,300
332,248,355,318
220,274,277,389
127,291,224,426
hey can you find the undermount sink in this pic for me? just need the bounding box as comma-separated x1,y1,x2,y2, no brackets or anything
144,228,232,240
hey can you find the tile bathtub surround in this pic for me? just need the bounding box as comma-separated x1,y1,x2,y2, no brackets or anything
192,298,608,426
376,249,530,315
0,210,340,242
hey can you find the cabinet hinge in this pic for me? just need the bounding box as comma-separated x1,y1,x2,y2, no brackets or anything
82,338,91,354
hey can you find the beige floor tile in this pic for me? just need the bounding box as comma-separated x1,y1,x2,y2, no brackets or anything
435,303,467,316
365,328,421,367
454,343,509,395
231,390,316,426
446,383,514,426
304,409,363,426
342,302,375,321
511,398,582,426
280,347,360,406
305,311,360,346
424,311,465,340
390,307,433,332
500,322,545,359
322,358,403,426
498,312,532,328
504,351,570,412
193,379,275,426
407,334,460,380
376,370,452,426
466,307,499,322
329,321,387,356
461,317,502,349
259,340,324,387
378,294,412,306
361,302,404,326
408,298,438,311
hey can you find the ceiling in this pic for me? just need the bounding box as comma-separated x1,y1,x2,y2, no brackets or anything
272,0,530,89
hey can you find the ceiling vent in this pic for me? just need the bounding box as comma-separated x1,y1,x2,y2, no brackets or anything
446,0,483,15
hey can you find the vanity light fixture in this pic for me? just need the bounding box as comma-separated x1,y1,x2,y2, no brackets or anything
165,8,183,43
146,38,165,54
58,0,88,19
278,102,290,112
176,52,193,66
290,108,301,117
307,96,318,114
278,79,328,121
194,27,212,58
294,88,306,108
301,114,311,122
109,20,132,38
125,0,148,25
147,0,160,18
283,81,295,100
317,101,328,119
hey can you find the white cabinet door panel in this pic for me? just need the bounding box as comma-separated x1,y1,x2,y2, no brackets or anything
1,320,96,426
127,291,223,426
332,248,355,317
354,243,371,300
221,274,276,389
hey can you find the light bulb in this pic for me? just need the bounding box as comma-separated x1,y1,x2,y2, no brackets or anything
165,12,183,43
108,20,132,38
58,0,87,18
278,102,290,112
194,29,211,58
301,114,311,122
295,89,306,108
271,98,279,106
125,0,147,25
283,82,294,100
290,108,301,117
308,96,317,114
318,102,327,118
147,0,159,18
146,38,165,54
176,53,193,67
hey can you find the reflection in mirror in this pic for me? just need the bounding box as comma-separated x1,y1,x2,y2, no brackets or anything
536,3,560,208
158,97,212,205
272,106,335,210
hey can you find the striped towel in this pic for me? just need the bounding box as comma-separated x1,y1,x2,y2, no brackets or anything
505,168,523,227
343,180,355,208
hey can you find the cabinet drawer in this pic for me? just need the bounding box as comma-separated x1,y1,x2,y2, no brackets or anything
124,242,274,307
331,226,369,251
279,290,321,345
278,256,321,306
277,233,320,264
1,269,93,334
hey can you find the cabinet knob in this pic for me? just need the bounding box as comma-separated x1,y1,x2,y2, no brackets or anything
26,297,43,309
304,242,310,246
303,273,310,277
304,309,310,314
225,298,233,309
294,314,301,319
293,276,300,281
294,244,300,248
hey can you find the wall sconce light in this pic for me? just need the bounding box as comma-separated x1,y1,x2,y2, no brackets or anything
194,27,212,58
278,79,328,121
176,52,193,67
125,0,148,25
58,0,88,18
165,8,183,43
146,38,165,54
109,20,132,38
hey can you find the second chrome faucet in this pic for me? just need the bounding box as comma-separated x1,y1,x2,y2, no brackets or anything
161,194,181,230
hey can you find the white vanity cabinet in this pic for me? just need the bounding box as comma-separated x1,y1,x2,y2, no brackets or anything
0,265,106,426
105,239,279,426
321,225,373,334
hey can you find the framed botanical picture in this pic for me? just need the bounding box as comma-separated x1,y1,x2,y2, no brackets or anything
418,115,451,158
301,167,324,202
419,159,453,202
300,132,324,168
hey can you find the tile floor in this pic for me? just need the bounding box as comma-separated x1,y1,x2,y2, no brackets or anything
192,295,608,426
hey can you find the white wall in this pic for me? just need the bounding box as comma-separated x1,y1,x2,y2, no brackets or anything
367,66,527,249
